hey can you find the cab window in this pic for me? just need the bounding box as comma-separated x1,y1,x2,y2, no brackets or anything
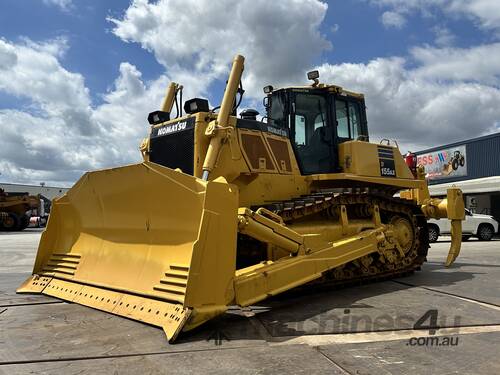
314,113,326,130
335,100,349,138
349,102,361,139
336,99,363,140
294,114,306,145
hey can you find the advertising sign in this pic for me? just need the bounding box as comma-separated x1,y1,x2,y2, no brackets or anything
417,145,467,180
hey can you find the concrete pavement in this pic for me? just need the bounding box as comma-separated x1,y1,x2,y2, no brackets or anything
1,229,499,374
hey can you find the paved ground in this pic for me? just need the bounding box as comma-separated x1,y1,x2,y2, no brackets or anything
1,229,500,374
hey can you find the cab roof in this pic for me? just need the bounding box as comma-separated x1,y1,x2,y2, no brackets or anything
272,84,365,99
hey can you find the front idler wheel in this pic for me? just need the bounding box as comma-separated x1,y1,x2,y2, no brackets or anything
390,216,415,254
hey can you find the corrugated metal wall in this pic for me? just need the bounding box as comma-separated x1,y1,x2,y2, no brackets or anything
466,135,500,180
417,133,500,185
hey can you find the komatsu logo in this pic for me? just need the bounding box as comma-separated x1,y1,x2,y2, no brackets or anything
156,121,188,136
266,126,287,137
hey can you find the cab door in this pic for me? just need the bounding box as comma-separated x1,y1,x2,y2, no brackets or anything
290,92,335,174
333,97,368,144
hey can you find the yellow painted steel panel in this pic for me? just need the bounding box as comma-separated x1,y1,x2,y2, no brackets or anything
18,162,238,341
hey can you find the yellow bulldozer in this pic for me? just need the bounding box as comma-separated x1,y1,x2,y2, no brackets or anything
18,55,465,342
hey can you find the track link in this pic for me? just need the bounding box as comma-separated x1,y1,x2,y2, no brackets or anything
258,191,430,288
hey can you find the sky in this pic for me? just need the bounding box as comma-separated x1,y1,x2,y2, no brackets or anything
0,0,499,187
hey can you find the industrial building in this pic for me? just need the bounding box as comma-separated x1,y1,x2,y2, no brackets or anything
416,132,500,222
0,183,68,201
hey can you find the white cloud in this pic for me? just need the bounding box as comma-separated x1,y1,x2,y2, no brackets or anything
108,0,331,99
0,43,17,69
42,0,73,12
381,11,406,28
93,63,168,145
316,45,500,152
411,43,500,84
0,38,163,186
0,37,95,135
0,0,332,185
432,26,456,46
448,0,500,32
369,0,500,34
1,0,500,186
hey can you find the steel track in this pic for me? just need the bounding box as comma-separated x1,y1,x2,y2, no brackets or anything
258,191,430,288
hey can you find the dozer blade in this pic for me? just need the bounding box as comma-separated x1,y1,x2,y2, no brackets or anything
17,162,238,342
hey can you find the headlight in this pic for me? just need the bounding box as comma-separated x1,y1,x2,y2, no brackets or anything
183,98,209,114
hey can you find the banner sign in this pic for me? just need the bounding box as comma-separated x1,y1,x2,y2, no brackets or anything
417,145,467,180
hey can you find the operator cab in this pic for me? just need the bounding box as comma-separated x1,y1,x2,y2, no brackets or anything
264,72,368,175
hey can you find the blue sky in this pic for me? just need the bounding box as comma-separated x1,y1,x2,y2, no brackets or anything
0,1,163,105
0,0,499,185
1,0,492,103
325,1,490,62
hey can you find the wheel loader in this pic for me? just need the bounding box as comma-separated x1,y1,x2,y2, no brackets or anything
0,189,39,231
18,55,465,342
